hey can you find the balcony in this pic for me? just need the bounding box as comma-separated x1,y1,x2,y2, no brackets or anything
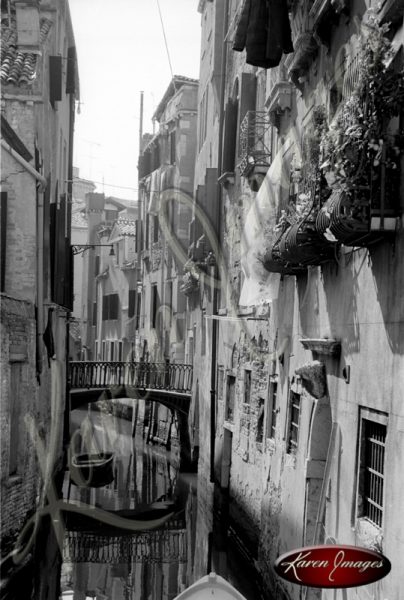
275,218,335,267
238,111,272,181
308,0,349,46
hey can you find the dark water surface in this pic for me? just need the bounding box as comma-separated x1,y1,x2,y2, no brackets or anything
59,404,266,600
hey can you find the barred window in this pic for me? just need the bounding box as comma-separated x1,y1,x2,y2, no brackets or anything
287,391,301,453
225,375,236,422
244,370,252,404
266,379,278,439
357,415,387,528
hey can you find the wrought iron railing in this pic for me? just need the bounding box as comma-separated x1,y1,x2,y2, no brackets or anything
69,361,193,393
63,528,187,564
239,111,272,177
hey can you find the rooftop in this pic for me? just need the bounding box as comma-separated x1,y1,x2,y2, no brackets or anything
153,75,199,122
1,14,52,86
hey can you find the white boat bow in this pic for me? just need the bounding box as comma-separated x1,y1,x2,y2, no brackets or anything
174,572,248,600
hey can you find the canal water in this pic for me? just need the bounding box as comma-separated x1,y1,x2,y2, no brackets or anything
59,403,267,600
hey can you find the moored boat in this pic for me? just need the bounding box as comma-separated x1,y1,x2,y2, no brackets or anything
69,452,114,487
174,573,248,600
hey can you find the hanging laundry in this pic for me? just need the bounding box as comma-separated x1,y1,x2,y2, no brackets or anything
233,0,294,69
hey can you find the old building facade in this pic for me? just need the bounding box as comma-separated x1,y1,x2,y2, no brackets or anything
136,76,198,449
0,0,78,596
182,1,404,599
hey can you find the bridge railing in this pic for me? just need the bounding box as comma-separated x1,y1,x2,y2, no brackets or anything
69,361,193,393
63,528,187,563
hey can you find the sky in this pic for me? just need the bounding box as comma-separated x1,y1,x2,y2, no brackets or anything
68,0,202,201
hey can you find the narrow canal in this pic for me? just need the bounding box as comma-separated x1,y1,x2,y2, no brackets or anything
59,402,267,600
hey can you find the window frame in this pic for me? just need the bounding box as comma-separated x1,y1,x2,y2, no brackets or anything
266,377,279,440
356,409,388,530
225,374,236,422
287,390,301,454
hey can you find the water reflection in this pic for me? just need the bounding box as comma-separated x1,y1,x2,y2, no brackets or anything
61,405,196,600
60,404,266,600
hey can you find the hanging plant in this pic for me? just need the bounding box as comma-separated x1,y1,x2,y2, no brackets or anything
320,12,404,193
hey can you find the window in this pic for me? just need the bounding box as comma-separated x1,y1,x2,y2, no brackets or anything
118,341,123,362
110,341,115,361
1,192,7,292
198,88,209,151
94,255,100,277
9,364,22,475
256,398,265,444
244,370,252,404
102,341,106,360
92,302,97,326
357,413,387,528
102,294,119,321
225,375,236,422
104,209,118,221
151,284,158,328
153,214,159,243
266,379,279,439
170,130,176,164
287,391,301,453
128,289,136,318
136,292,142,329
145,214,150,249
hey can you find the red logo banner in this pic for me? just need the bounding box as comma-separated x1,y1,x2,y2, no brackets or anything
274,545,391,588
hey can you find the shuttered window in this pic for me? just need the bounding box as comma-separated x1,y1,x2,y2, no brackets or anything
222,99,238,174
287,391,301,453
49,56,62,105
128,289,136,318
66,46,76,94
102,294,119,320
0,192,7,292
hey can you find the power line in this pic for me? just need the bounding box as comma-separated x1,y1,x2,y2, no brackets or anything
156,0,176,87
72,178,138,192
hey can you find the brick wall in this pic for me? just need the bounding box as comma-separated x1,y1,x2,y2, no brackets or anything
0,295,40,557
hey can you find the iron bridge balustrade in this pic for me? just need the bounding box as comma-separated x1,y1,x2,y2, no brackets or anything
239,110,272,178
63,528,187,564
69,361,193,394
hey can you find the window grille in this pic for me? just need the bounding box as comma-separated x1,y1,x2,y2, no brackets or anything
226,376,236,422
266,380,278,439
244,370,252,404
359,419,387,528
287,391,301,452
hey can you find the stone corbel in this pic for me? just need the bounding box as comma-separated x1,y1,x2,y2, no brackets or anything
295,360,328,399
266,82,293,131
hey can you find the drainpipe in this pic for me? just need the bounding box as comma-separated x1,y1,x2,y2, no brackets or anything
210,0,229,484
1,139,47,370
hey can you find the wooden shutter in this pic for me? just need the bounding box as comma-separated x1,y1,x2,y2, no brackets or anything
102,296,108,321
49,56,62,104
128,290,136,318
222,99,238,174
66,47,76,94
0,192,7,292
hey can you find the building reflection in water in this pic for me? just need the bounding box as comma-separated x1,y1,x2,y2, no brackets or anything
61,406,197,600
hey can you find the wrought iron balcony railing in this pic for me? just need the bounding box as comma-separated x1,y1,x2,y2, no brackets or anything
69,361,193,394
238,111,272,177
